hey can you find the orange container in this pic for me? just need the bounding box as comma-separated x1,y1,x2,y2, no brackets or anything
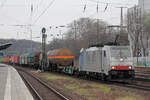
5,56,10,63
14,56,19,64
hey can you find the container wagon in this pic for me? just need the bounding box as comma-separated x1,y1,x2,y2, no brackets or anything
34,52,41,69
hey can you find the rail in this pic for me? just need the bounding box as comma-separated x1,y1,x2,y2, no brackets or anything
17,68,70,100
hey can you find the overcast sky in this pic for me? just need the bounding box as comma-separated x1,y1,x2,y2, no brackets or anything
0,0,138,42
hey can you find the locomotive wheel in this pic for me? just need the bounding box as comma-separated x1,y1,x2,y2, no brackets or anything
101,74,110,81
101,74,105,81
106,75,111,81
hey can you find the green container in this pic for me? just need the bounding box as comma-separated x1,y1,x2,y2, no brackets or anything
0,57,2,62
12,56,14,64
27,52,35,65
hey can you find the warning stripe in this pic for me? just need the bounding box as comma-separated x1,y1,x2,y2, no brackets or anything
48,56,74,59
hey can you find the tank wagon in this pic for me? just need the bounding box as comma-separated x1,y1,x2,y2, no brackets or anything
47,48,75,74
79,45,134,80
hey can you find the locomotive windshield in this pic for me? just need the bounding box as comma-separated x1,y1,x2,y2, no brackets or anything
110,47,131,58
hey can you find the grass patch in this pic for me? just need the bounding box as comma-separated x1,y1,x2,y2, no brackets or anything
75,88,94,96
88,97,99,100
90,83,111,93
65,83,111,93
65,83,79,89
116,96,144,100
65,83,99,100
42,73,70,80
65,82,111,100
40,73,145,100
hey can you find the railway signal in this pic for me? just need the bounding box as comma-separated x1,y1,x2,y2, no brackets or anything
41,27,47,72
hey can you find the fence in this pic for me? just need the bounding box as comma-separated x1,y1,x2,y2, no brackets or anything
133,57,150,67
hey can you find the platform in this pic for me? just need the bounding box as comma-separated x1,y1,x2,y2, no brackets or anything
0,63,34,100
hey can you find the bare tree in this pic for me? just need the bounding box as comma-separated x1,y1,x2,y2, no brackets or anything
128,6,150,56
48,17,129,59
127,6,142,57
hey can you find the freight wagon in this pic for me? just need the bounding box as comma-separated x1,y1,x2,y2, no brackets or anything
34,52,41,69
19,54,28,66
46,48,75,74
0,52,4,63
27,52,35,67
18,52,41,68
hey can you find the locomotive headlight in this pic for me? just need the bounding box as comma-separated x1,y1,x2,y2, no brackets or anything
120,58,124,62
128,66,132,70
111,66,116,70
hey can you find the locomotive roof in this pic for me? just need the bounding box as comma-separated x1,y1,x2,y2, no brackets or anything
88,42,120,48
86,47,99,51
86,45,130,52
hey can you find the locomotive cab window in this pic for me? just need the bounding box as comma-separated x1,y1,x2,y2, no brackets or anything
110,47,131,58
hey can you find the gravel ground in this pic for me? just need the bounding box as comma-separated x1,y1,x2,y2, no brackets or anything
135,67,150,78
17,68,66,100
16,66,150,100
33,72,150,100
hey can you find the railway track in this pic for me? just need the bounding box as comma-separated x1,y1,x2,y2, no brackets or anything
135,77,150,82
17,66,150,98
124,83,150,91
44,70,150,92
17,68,70,100
48,71,150,92
18,71,43,100
111,79,150,91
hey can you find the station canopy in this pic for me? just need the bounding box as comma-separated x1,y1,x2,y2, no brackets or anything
0,43,12,50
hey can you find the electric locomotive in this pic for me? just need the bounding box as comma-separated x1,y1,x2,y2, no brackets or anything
79,45,134,80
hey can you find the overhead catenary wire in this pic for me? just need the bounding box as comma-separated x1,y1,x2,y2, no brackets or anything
81,0,134,25
33,0,56,25
96,1,99,13
104,3,108,12
33,0,45,16
82,0,109,14
87,0,135,6
83,4,87,12
81,0,87,13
